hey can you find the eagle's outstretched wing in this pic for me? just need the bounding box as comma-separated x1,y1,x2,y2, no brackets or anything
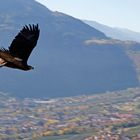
9,24,40,63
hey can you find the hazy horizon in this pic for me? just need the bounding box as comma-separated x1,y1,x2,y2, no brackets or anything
36,0,140,33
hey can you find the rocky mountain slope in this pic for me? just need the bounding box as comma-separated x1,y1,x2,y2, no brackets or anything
84,20,140,43
0,0,139,98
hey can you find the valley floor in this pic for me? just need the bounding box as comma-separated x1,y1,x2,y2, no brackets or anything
0,87,140,139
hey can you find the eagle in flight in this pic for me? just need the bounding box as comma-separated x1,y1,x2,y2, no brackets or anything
0,24,40,71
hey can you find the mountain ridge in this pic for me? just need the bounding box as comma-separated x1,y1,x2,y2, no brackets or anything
0,0,139,98
83,20,140,43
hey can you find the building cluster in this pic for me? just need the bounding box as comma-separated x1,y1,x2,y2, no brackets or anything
85,132,140,140
0,88,140,139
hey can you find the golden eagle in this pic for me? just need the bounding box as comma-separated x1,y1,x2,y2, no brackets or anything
0,24,40,71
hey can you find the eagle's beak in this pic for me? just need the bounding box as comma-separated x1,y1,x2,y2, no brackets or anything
29,66,34,70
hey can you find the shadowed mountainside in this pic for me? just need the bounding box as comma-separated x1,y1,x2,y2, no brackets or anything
0,0,139,98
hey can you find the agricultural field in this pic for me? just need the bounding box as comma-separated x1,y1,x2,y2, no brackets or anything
1,87,140,139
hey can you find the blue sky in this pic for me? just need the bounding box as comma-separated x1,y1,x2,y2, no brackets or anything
36,0,140,32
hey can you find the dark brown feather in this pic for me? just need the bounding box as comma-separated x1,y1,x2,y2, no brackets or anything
9,24,40,64
0,24,40,71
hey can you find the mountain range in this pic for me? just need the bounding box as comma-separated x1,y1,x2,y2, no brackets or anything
84,20,140,43
0,0,139,98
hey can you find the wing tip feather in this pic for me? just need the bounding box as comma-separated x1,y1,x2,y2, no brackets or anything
21,24,40,37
